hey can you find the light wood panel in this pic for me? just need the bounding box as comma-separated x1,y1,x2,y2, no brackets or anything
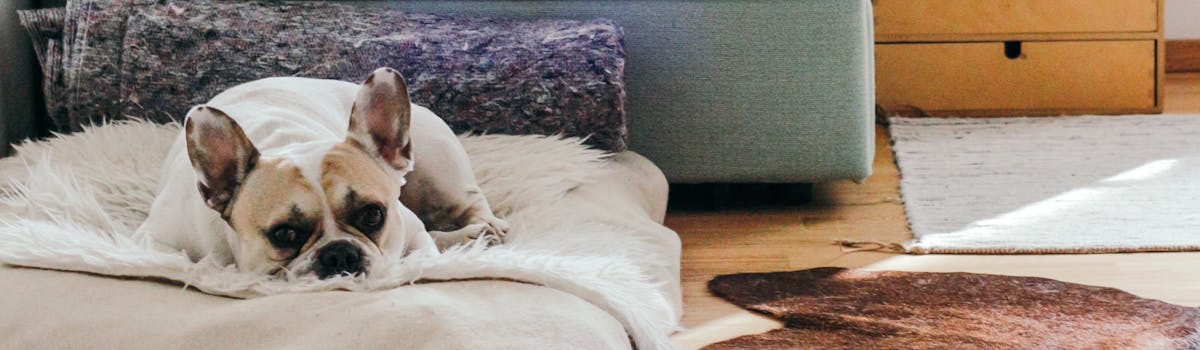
670,73,1200,349
874,0,1158,40
873,0,1164,117
877,40,1158,114
877,31,1163,44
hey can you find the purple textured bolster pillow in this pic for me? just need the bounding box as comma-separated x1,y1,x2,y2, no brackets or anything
20,1,628,151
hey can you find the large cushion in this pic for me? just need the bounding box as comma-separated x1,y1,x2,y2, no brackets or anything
20,1,628,151
0,151,677,349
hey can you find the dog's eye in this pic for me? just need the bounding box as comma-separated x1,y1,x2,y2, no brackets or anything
267,226,308,249
354,204,385,233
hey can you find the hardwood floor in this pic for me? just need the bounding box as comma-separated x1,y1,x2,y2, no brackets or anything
667,73,1200,349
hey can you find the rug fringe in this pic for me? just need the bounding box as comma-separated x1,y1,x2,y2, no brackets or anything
834,239,908,253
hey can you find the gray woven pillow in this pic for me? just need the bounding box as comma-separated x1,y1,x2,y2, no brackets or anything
20,1,627,151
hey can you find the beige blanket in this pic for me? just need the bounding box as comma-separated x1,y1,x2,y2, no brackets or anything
0,124,679,349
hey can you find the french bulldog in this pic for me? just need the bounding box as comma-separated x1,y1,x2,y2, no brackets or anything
135,68,509,279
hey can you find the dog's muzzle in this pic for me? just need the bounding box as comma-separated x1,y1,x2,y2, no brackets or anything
315,241,366,279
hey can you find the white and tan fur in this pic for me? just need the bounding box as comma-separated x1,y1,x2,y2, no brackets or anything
135,68,508,279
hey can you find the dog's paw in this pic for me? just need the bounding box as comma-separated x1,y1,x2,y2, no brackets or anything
478,216,510,239
474,228,505,247
430,223,503,251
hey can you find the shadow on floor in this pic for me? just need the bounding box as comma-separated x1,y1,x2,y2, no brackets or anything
668,183,813,212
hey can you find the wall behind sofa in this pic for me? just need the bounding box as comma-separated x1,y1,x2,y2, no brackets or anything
1166,0,1200,39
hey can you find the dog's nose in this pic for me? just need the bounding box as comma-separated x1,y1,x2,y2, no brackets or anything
315,241,365,279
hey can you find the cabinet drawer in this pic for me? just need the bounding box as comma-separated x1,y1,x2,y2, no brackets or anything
874,0,1158,37
876,40,1157,113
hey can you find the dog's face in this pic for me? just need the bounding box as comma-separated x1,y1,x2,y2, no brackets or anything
183,68,416,279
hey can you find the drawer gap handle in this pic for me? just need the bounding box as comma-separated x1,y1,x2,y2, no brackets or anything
1004,41,1022,60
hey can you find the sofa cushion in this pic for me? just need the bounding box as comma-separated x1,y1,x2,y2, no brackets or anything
20,1,628,151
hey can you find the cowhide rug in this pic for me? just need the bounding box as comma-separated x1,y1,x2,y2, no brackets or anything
706,267,1200,350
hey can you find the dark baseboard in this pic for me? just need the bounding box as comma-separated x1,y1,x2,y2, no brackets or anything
668,183,814,212
1167,39,1200,73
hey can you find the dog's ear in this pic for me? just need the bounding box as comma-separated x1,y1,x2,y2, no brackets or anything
185,105,259,216
347,67,413,172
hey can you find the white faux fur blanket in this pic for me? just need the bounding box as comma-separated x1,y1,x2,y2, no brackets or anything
0,121,677,349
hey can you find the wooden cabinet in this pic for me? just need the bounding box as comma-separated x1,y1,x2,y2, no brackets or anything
874,0,1164,116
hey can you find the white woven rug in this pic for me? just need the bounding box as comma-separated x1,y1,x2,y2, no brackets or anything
890,115,1200,254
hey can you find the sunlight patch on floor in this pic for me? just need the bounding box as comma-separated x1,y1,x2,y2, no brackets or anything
913,157,1189,248
858,254,956,272
670,310,782,350
1101,159,1178,183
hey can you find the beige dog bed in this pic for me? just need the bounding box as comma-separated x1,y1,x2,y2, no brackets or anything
0,122,681,349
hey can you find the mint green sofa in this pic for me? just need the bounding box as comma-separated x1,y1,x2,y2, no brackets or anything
363,1,877,183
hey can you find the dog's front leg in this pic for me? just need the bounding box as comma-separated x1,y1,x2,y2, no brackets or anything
423,185,509,250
